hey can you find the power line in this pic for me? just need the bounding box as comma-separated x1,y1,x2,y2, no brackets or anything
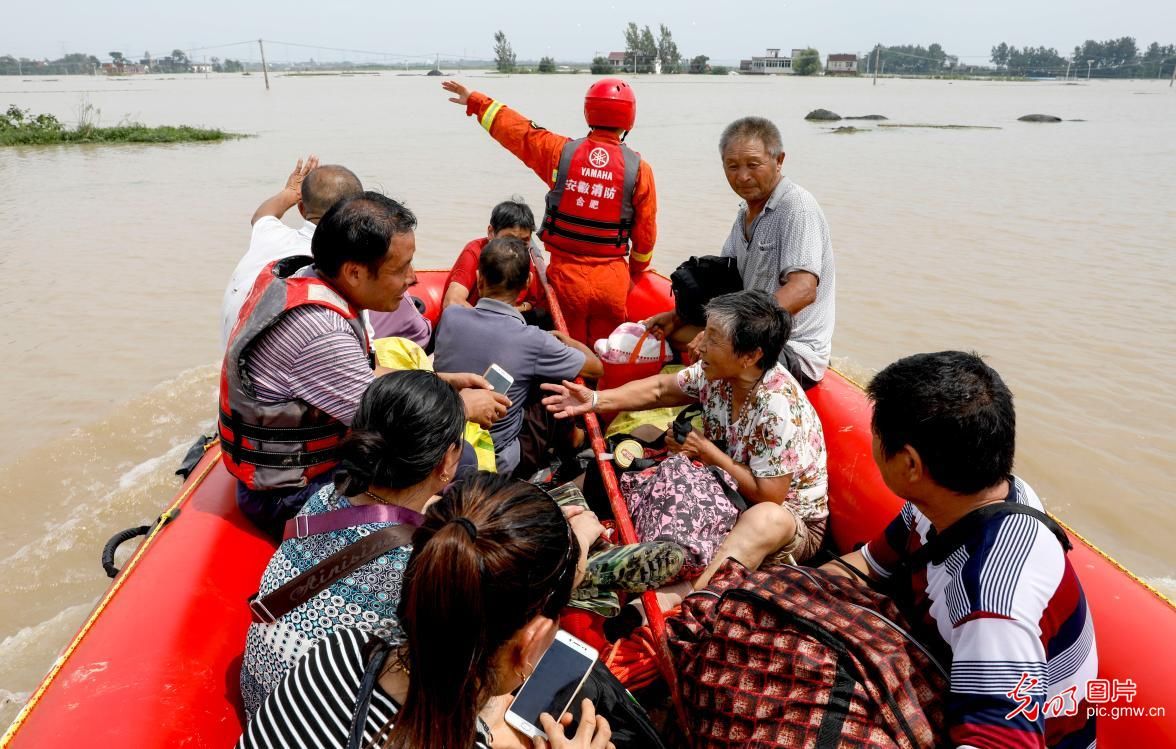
262,39,467,61
181,40,258,54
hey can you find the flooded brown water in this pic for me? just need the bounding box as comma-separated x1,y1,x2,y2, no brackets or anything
1,72,1174,726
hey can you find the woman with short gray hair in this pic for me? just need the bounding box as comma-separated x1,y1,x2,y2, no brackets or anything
542,289,828,581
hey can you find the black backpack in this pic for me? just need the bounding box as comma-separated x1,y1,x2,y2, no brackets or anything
670,256,743,326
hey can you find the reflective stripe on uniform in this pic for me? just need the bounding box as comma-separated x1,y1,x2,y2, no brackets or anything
480,101,505,132
629,248,654,263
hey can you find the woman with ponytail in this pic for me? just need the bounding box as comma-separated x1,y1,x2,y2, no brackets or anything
240,369,467,719
238,472,613,749
543,290,829,570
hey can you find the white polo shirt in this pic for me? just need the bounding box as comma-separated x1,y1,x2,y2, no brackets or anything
221,217,317,347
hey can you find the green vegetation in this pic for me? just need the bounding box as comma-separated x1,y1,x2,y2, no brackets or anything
867,36,1174,79
793,48,822,76
868,43,954,75
619,22,682,73
993,37,1176,78
494,30,516,73
0,105,242,146
590,56,611,75
538,56,556,73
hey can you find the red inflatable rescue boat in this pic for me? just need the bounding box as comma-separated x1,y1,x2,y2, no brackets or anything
3,270,1173,748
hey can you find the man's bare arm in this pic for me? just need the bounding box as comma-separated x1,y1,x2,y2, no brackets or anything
819,549,878,583
441,281,473,310
774,270,818,316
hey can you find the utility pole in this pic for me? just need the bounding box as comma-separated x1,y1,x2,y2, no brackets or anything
1170,61,1175,87
258,39,270,90
873,45,880,86
1064,59,1071,81
1086,59,1092,81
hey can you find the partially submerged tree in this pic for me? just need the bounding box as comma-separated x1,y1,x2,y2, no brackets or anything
793,48,821,76
657,24,681,73
493,30,516,73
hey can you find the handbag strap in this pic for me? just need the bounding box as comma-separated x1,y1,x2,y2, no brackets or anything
249,523,416,624
283,504,425,541
705,466,749,513
626,327,655,364
347,637,393,749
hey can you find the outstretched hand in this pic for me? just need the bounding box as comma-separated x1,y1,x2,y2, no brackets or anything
540,381,594,419
442,80,471,106
284,155,319,195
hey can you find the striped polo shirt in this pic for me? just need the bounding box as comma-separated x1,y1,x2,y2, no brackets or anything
243,305,373,426
863,477,1098,748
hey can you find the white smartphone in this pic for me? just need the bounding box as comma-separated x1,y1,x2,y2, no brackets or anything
483,363,514,395
504,630,599,740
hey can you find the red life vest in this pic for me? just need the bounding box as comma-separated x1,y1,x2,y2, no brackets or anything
219,257,369,491
539,137,640,258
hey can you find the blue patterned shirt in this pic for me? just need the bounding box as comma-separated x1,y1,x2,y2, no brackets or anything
240,484,413,719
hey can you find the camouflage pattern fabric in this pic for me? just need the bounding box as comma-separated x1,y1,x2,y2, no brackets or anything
547,482,686,617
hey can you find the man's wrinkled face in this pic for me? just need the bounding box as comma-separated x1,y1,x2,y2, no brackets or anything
721,137,785,204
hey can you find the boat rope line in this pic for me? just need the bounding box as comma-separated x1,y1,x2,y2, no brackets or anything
525,248,689,732
1048,513,1176,611
0,445,223,747
831,367,1175,612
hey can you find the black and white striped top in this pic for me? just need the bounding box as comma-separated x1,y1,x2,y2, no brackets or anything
237,627,491,749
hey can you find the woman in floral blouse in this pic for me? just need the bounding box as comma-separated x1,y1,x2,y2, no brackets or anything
543,290,828,576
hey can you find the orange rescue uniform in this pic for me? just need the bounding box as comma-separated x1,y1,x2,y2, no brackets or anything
464,91,658,345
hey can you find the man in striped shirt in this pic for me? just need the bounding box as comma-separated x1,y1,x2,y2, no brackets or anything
231,192,508,532
825,351,1097,748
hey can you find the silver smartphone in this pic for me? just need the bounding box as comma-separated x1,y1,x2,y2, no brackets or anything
483,363,514,395
504,630,599,740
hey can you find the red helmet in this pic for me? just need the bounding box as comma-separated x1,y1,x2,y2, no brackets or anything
584,78,637,131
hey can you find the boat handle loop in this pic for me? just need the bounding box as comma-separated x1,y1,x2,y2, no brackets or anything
100,509,181,579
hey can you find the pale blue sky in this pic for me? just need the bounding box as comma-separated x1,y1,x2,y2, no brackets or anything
6,0,1174,63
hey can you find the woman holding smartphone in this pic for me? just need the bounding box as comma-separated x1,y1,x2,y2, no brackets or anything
237,472,614,749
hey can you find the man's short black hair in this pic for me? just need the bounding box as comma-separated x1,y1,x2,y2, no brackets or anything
868,351,1015,495
312,191,417,279
301,165,363,217
478,237,530,295
489,197,536,234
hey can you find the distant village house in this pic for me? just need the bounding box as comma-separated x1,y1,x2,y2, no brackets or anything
739,48,794,75
607,50,658,74
826,53,858,76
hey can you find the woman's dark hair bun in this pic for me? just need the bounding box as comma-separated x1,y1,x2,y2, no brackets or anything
334,371,466,496
334,431,387,495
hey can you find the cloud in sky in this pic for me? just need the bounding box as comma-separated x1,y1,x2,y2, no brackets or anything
7,0,1175,62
